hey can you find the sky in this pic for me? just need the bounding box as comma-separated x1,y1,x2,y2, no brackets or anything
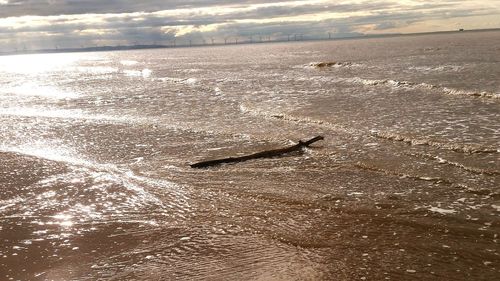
1,0,500,51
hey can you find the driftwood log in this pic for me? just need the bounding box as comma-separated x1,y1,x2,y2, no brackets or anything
190,135,324,168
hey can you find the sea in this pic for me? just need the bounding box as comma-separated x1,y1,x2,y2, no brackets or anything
0,30,499,280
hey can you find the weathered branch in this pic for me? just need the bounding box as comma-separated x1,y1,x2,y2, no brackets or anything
190,135,324,168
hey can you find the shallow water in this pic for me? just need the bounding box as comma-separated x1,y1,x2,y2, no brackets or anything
1,31,499,280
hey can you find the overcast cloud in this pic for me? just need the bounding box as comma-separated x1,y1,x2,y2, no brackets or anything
1,0,499,51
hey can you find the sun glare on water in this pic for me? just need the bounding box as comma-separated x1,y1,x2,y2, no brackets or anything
0,53,81,74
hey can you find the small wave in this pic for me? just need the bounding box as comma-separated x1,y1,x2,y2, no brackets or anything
239,104,498,155
76,66,119,74
407,152,500,176
331,77,500,100
408,65,464,73
154,77,198,85
123,68,152,78
428,206,457,215
441,87,500,99
305,61,362,69
178,68,202,73
120,60,139,66
371,130,498,154
214,87,223,95
340,77,434,88
239,103,359,134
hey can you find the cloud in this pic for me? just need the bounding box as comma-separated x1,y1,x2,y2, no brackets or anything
0,0,499,51
0,0,304,17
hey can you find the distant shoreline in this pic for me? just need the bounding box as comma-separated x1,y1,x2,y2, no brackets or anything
1,27,499,57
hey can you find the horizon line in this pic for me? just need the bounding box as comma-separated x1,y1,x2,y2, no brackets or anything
2,27,499,57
